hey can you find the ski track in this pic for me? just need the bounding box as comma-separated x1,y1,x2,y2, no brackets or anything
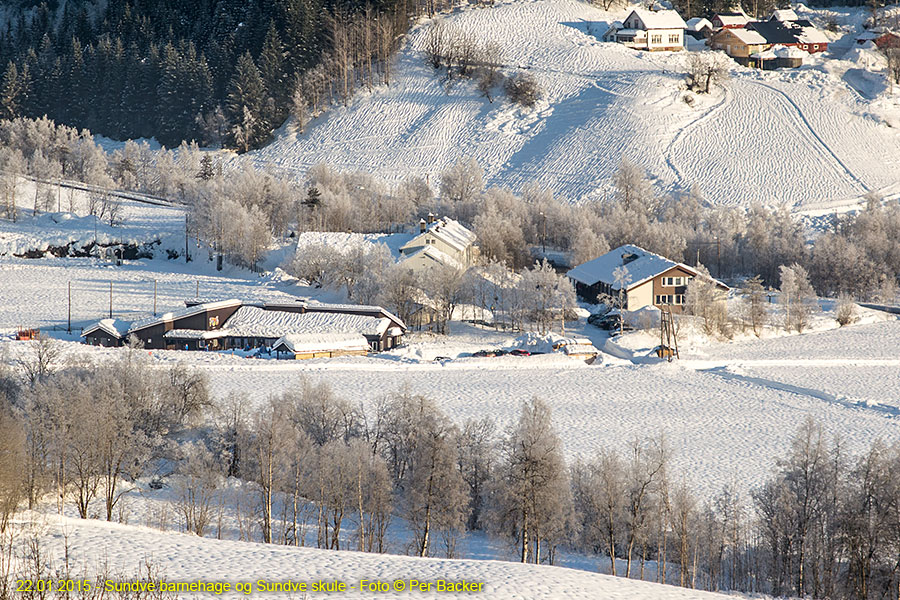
748,80,870,194
248,0,900,207
664,85,733,189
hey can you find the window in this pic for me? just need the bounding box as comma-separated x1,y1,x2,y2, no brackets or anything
662,276,685,287
813,44,819,50
669,34,680,44
651,34,663,44
675,294,685,305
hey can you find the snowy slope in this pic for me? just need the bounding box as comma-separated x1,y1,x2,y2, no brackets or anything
248,0,900,209
25,514,745,600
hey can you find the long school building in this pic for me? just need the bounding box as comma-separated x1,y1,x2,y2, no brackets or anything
83,299,406,353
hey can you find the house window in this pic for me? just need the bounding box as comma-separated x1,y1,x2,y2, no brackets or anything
651,34,663,44
669,34,680,44
675,294,685,305
662,276,685,287
813,44,819,50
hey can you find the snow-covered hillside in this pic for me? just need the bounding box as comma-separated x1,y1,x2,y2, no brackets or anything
248,0,900,210
18,513,743,600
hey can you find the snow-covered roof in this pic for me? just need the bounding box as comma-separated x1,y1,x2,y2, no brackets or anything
568,245,678,289
163,329,228,340
221,306,390,338
686,17,713,31
82,318,131,339
567,244,729,291
628,8,687,30
300,301,406,328
751,48,779,59
401,245,464,270
564,343,600,356
856,30,881,41
774,44,807,58
616,28,646,36
770,9,799,22
715,13,751,27
273,333,370,354
727,27,769,44
184,299,407,332
400,217,476,254
128,299,242,334
797,25,829,44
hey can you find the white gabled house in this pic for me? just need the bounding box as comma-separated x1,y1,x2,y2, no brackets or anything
605,8,688,51
399,215,477,273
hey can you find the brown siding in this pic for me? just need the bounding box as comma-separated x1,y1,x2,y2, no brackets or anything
651,266,696,314
84,330,122,347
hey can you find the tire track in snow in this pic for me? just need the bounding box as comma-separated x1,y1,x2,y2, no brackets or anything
747,80,871,194
699,366,900,418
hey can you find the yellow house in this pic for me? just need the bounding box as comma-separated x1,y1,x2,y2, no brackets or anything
710,27,769,64
399,216,477,273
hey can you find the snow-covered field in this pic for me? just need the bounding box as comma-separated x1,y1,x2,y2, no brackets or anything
249,0,900,210
17,512,745,600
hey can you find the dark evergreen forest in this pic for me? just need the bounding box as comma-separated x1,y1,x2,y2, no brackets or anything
0,0,413,149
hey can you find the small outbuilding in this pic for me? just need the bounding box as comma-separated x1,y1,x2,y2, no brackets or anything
273,333,370,359
82,318,131,347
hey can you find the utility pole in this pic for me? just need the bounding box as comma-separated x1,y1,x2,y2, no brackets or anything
716,236,721,278
185,213,191,262
67,281,71,334
109,281,113,319
540,211,546,254
153,280,157,316
196,280,199,298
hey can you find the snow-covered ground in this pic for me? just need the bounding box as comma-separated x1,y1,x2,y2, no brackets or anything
15,512,745,600
248,0,900,210
0,179,185,257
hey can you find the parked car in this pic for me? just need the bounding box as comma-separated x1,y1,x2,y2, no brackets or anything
591,313,633,332
509,349,531,356
473,349,497,358
586,310,610,327
433,356,452,362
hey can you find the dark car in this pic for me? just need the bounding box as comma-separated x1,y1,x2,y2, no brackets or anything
473,349,497,357
591,313,634,332
509,349,531,356
433,356,452,362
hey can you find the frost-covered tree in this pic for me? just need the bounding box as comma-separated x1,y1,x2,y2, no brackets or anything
685,52,731,94
439,158,483,209
739,275,768,336
420,263,467,334
779,263,816,333
515,260,577,334
402,407,467,557
684,264,728,336
488,397,572,564
571,449,627,575
457,417,496,531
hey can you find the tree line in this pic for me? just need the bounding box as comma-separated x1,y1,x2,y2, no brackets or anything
1,116,899,313
0,0,419,149
4,342,900,600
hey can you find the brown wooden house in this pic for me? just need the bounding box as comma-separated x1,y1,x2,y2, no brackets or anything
568,244,729,314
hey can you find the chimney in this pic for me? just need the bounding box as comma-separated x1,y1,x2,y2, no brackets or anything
427,212,436,224
419,218,427,233
622,252,638,265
